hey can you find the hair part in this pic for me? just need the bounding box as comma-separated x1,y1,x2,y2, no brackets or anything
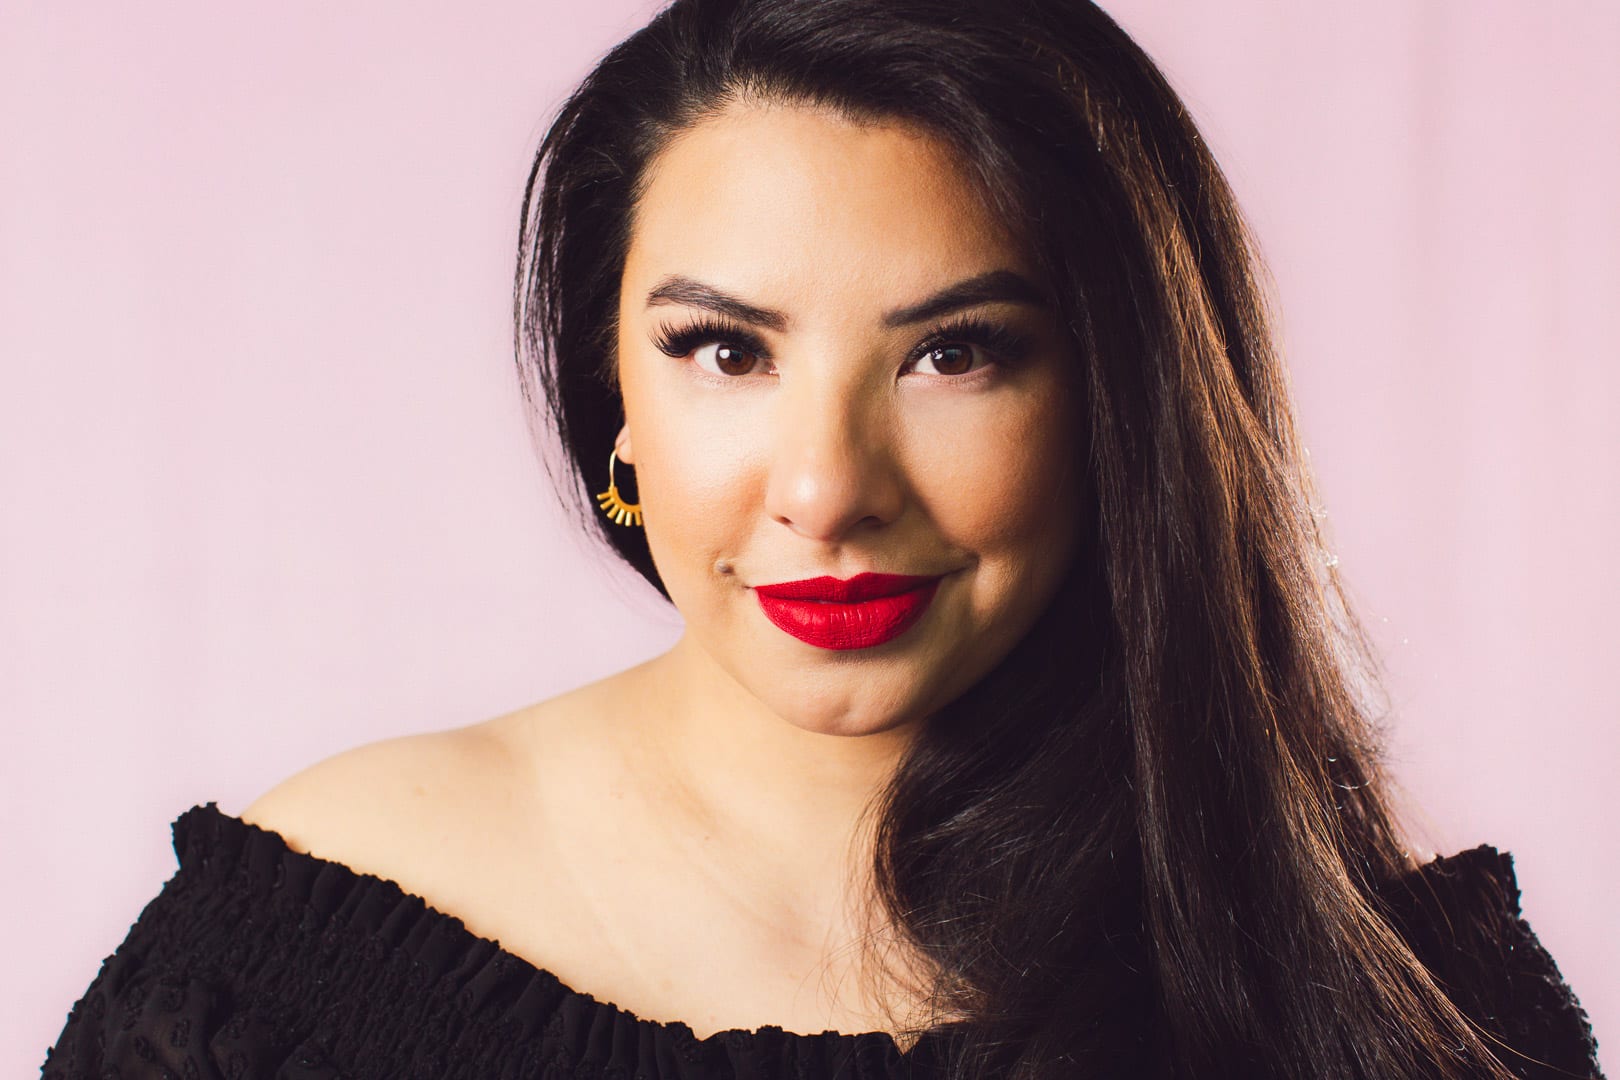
515,1,1523,1076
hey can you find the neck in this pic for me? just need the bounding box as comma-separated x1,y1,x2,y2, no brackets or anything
610,633,939,1033
621,632,919,877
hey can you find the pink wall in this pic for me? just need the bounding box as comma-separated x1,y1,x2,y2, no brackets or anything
3,2,1613,1072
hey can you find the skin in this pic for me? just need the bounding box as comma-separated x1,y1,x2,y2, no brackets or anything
242,99,1085,1043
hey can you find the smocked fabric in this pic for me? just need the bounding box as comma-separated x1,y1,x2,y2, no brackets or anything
40,803,1602,1079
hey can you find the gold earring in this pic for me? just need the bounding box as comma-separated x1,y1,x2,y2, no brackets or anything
595,448,642,527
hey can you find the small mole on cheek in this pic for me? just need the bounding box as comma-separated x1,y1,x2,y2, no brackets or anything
714,559,734,576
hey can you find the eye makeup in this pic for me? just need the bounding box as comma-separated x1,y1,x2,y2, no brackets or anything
648,311,1037,379
903,313,1034,375
651,315,772,365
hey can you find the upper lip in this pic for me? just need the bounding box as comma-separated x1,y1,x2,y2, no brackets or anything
752,572,943,602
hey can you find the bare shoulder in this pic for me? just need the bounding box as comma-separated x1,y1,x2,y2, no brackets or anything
236,669,648,903
238,721,516,870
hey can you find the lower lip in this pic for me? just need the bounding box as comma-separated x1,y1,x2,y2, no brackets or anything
754,580,942,651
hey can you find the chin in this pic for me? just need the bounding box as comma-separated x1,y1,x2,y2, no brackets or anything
752,680,939,740
782,711,919,740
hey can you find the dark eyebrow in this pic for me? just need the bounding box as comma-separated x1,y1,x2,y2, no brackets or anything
881,269,1050,327
642,269,1049,332
644,276,789,332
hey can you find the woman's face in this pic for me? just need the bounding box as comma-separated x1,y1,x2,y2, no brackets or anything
615,101,1085,738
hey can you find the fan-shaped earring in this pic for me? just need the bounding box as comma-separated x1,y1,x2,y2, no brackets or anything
595,448,642,527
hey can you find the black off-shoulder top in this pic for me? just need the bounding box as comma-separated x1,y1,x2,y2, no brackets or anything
40,804,1603,1079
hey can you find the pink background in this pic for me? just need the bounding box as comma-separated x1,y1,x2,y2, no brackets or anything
3,2,1614,1072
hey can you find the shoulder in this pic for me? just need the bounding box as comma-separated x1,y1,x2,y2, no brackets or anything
236,673,645,901
239,722,513,867
1388,845,1604,1079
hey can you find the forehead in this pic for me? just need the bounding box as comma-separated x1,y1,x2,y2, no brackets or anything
623,101,1031,312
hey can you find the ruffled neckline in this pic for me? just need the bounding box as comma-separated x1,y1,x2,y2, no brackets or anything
171,801,938,1076
167,802,1521,1079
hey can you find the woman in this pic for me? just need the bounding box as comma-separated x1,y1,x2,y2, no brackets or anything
39,0,1603,1077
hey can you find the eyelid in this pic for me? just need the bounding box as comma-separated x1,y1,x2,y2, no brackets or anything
904,314,1032,374
649,312,1031,376
650,315,773,363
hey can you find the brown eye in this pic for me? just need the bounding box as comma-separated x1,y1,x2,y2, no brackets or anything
913,343,983,376
695,342,766,377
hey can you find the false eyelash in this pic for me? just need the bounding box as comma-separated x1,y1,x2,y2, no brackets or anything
906,314,1034,372
650,312,1034,374
652,316,771,362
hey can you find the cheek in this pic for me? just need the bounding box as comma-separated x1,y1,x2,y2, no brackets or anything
639,437,751,521
623,383,766,589
906,385,1080,558
636,448,739,564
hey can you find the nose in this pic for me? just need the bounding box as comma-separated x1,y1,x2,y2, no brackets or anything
762,377,905,542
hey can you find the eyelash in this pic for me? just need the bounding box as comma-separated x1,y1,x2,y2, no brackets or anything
649,314,1033,382
650,316,769,370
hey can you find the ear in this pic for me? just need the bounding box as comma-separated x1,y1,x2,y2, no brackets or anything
613,423,635,466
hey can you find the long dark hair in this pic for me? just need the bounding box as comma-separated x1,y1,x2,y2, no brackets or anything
514,1,1517,1076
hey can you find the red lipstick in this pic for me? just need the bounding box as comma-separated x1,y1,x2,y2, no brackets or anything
752,572,943,651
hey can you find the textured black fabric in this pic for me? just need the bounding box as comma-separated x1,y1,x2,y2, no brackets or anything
40,803,1603,1079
